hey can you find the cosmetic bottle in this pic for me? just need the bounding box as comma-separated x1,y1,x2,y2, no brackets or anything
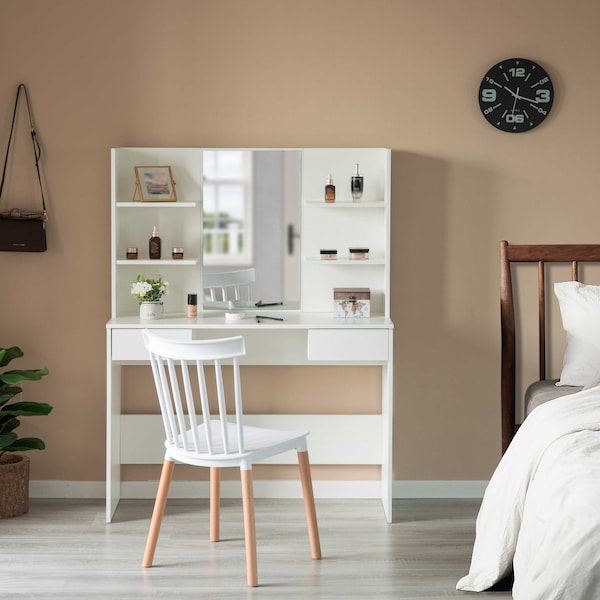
187,293,198,318
325,174,336,203
351,163,363,201
149,226,161,259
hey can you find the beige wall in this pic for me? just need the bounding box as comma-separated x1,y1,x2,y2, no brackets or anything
1,0,598,484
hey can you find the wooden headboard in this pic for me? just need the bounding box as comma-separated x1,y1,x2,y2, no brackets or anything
500,241,600,453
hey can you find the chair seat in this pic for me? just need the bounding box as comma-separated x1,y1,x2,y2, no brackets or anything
166,419,309,468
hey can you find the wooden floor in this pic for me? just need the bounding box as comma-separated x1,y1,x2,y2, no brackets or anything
1,497,511,599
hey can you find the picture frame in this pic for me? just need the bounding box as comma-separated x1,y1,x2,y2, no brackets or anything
134,166,177,202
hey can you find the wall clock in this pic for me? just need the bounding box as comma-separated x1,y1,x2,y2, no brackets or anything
478,58,554,133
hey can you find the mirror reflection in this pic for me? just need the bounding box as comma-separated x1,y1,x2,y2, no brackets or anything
202,150,302,308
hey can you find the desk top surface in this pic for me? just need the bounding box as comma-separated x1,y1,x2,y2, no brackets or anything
107,312,394,330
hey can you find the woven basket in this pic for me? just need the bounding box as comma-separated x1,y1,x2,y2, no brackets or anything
0,454,30,518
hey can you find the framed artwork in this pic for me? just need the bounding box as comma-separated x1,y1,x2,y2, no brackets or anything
134,166,177,202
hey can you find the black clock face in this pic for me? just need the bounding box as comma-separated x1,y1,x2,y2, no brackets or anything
478,58,554,133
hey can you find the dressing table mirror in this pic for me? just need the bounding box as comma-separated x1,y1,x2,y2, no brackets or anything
202,149,302,310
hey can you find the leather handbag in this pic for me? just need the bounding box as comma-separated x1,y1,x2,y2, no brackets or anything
0,83,47,252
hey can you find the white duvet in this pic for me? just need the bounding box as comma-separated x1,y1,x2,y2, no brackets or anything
457,385,600,598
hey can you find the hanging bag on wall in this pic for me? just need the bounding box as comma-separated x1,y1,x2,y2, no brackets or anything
0,83,48,252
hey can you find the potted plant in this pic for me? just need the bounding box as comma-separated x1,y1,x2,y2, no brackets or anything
131,273,169,319
0,346,51,518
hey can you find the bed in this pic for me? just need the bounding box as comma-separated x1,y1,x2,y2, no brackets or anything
457,241,600,598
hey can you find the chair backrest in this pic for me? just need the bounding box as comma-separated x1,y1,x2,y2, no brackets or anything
499,241,600,452
142,330,247,456
203,268,255,303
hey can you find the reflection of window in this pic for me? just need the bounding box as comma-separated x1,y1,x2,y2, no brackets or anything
203,151,253,266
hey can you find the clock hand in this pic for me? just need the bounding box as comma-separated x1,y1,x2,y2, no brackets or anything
516,93,538,103
504,85,538,104
511,87,520,114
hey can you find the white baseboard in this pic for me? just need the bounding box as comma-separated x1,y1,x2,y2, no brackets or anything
393,480,488,498
30,480,488,500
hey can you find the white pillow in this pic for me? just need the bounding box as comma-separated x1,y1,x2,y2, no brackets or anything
554,281,600,387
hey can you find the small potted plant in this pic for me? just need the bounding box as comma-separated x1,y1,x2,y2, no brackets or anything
0,346,52,518
131,273,169,319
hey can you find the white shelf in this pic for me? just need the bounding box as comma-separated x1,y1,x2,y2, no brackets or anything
116,202,199,208
307,258,385,265
306,201,386,208
116,258,200,266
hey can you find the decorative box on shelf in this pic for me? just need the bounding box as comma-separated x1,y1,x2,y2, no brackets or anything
333,287,371,318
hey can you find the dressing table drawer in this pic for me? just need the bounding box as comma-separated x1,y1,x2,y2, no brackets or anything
111,328,192,361
307,329,389,362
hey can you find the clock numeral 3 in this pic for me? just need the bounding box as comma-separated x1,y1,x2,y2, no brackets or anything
537,90,551,103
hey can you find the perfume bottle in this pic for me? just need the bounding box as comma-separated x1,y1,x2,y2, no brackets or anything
149,226,161,259
351,163,363,201
325,174,336,203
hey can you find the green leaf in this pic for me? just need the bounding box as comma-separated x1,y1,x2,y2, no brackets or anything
0,367,49,385
1,437,45,453
0,417,19,434
0,432,17,449
0,401,53,417
0,347,23,368
0,385,22,407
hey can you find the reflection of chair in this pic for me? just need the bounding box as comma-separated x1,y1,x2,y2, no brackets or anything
141,330,321,587
203,268,255,302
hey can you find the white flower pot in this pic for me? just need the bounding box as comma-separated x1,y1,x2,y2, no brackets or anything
139,301,163,319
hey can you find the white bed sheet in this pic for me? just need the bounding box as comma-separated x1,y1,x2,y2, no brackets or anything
456,385,600,598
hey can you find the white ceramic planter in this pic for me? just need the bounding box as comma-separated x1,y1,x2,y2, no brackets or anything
139,302,163,319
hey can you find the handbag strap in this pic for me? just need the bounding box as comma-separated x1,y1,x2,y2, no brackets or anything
0,83,47,215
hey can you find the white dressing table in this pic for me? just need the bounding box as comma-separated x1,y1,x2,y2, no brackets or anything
107,148,393,522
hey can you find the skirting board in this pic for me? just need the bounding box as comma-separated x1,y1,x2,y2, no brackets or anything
29,480,488,499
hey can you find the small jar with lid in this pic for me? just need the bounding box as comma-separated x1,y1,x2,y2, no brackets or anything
172,247,184,260
126,247,138,260
349,247,369,260
320,249,338,260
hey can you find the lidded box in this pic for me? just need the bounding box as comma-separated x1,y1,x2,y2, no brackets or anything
333,288,370,318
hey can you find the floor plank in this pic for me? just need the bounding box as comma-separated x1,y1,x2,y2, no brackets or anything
0,498,510,599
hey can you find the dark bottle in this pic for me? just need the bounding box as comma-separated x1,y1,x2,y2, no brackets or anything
351,163,363,201
149,226,161,259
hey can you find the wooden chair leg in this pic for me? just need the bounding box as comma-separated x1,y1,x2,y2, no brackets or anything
298,450,322,560
240,468,258,587
210,466,221,542
142,459,175,567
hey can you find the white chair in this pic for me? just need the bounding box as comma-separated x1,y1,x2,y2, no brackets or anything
203,268,255,303
141,330,321,587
